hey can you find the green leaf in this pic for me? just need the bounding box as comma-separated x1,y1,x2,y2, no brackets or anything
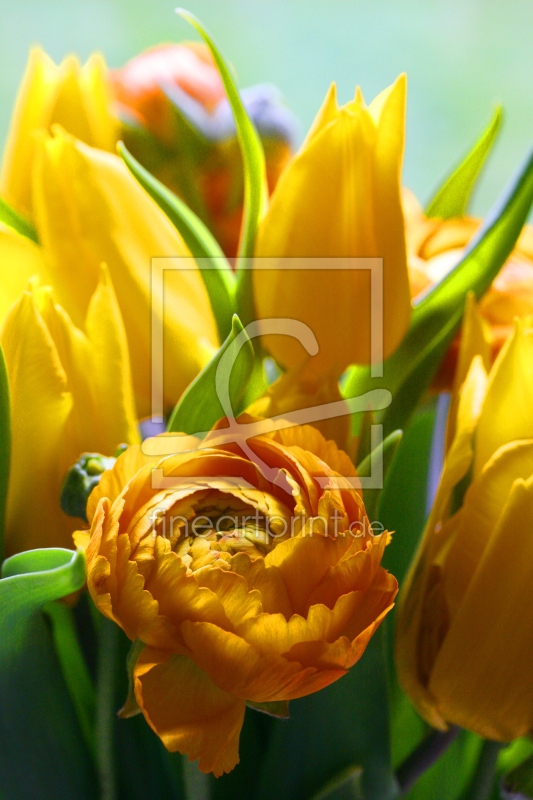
0,343,10,565
118,141,235,342
118,638,145,719
0,548,98,799
43,601,97,760
255,627,398,800
357,429,403,521
167,314,254,435
0,196,39,243
344,142,533,438
501,754,533,800
176,9,268,323
426,105,502,219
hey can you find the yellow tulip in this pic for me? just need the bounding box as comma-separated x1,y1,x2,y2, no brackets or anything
1,268,139,555
253,75,411,375
1,48,117,219
396,303,533,740
80,422,397,775
0,127,218,418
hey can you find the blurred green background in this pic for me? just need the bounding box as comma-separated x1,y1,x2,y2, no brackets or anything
0,0,532,216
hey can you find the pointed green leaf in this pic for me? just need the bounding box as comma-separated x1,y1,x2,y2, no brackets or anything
0,196,39,243
176,9,268,323
357,429,403,521
0,343,10,565
344,143,533,438
167,314,254,435
118,141,235,342
118,638,144,719
0,548,97,799
426,105,502,219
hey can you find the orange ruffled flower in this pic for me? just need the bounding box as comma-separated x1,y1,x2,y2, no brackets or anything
80,422,397,775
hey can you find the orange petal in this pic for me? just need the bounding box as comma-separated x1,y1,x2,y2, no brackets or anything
134,648,245,776
237,592,360,656
180,620,316,703
265,533,354,614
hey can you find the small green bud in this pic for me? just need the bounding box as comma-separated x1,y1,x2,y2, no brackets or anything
60,452,117,522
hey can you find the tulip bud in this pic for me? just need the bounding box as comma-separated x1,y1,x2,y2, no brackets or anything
396,319,533,740
253,76,412,375
0,48,117,218
110,43,297,257
1,270,138,555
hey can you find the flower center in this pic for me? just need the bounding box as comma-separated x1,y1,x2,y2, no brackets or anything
159,489,292,568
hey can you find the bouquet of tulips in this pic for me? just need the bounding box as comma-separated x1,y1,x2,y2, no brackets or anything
2,10,533,800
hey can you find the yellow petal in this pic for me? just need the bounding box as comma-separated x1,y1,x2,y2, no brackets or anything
134,648,245,776
429,476,533,740
300,82,338,149
254,76,411,373
84,265,139,447
475,322,533,474
0,223,51,324
0,48,58,216
32,128,219,416
440,440,533,618
445,293,491,451
1,290,74,554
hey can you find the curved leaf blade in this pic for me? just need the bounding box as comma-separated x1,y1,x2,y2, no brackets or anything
0,196,39,243
426,105,502,219
0,548,97,799
167,314,254,435
176,9,268,322
118,141,235,342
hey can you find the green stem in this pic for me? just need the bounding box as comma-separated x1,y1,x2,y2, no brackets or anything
43,601,97,763
396,726,460,794
95,617,119,800
460,740,504,800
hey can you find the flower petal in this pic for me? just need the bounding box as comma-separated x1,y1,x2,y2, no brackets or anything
134,647,245,776
429,476,533,740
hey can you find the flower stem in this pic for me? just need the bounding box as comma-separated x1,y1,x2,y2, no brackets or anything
396,726,460,794
95,617,120,800
460,740,504,800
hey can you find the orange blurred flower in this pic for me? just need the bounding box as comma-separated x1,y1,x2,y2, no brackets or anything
80,421,396,775
110,43,296,257
405,188,533,386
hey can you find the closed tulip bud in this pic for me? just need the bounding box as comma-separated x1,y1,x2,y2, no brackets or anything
396,307,533,740
1,268,139,555
110,43,297,257
405,188,533,387
17,126,217,418
79,422,397,775
1,48,117,218
253,76,412,376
